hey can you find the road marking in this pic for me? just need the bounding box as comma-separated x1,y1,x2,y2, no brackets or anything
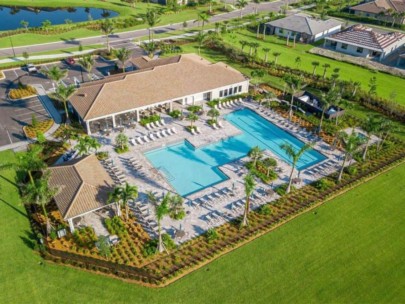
6,129,13,144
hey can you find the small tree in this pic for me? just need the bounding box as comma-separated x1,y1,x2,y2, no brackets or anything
187,113,198,128
236,0,248,18
311,61,320,76
31,114,39,128
337,131,365,182
368,76,377,95
361,115,381,160
273,52,281,65
280,143,313,193
100,18,114,53
207,108,220,123
248,146,263,167
322,63,330,79
283,74,305,121
241,172,256,227
97,235,111,258
54,84,76,123
109,183,138,220
20,20,29,31
115,47,132,73
263,47,271,63
115,133,129,151
41,20,52,33
44,66,68,85
169,194,185,220
144,9,161,42
22,51,30,65
149,192,170,253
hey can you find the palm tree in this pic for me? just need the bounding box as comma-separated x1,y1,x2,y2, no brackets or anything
74,135,100,156
168,194,184,219
207,108,220,123
251,42,260,57
283,74,304,121
239,40,248,52
0,144,45,186
140,41,158,58
331,68,340,89
109,183,138,220
78,55,95,79
115,47,131,73
44,66,67,85
196,31,206,55
337,131,365,182
54,84,76,123
377,119,395,153
151,192,170,253
351,81,361,97
322,63,330,79
250,69,265,89
318,89,338,133
311,61,320,76
187,113,198,128
236,0,248,19
100,18,114,53
241,172,256,227
23,172,57,234
273,51,281,65
195,12,210,31
144,9,161,42
361,115,381,160
263,47,271,63
248,146,263,167
280,143,313,193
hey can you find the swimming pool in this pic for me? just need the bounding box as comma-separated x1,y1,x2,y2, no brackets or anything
145,108,326,196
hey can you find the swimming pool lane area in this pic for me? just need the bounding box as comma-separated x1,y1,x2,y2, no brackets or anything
145,108,326,196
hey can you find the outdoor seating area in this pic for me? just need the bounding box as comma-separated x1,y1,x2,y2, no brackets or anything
90,98,346,244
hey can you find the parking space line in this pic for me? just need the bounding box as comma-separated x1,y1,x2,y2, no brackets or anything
14,104,44,112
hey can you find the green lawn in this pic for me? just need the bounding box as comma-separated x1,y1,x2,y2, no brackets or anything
1,149,404,303
0,0,222,48
220,29,405,103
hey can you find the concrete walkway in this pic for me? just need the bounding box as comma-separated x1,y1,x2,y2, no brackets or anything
32,84,63,124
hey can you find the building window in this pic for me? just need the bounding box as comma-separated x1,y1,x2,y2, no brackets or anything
224,89,228,96
238,85,242,92
219,90,223,97
229,87,233,95
356,47,363,53
341,43,348,50
279,28,284,34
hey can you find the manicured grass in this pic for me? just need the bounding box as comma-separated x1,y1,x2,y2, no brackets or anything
1,149,404,303
221,29,405,103
0,0,222,48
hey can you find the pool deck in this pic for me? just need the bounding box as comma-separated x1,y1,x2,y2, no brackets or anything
92,100,346,244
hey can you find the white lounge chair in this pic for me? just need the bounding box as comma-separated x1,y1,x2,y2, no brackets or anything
160,119,166,126
171,127,177,134
190,128,196,135
212,123,219,130
143,135,150,143
166,128,173,135
129,138,136,146
145,123,151,130
217,121,224,128
149,134,156,141
154,132,161,139
163,130,170,137
196,127,202,134
136,137,144,145
217,104,222,110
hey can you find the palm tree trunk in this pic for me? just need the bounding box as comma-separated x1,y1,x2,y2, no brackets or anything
63,101,70,124
318,111,325,133
157,220,165,253
28,171,34,185
362,138,370,160
312,66,316,76
241,197,250,227
125,203,129,221
148,28,151,42
289,93,294,121
286,166,294,193
256,24,260,38
338,154,348,182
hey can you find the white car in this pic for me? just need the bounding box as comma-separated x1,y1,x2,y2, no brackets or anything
25,64,37,73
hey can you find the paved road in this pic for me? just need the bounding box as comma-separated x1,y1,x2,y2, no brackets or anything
0,1,290,57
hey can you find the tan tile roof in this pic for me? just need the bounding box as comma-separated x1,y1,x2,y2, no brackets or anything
48,154,115,220
130,55,181,70
327,24,405,51
69,54,248,121
351,0,405,14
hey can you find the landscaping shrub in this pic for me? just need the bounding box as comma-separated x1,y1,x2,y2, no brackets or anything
96,151,109,160
142,234,176,257
313,178,335,191
344,166,358,176
257,205,272,215
275,184,295,196
73,227,97,249
205,228,219,243
9,85,37,100
23,119,54,139
140,114,161,126
187,105,202,114
168,109,182,119
104,216,127,237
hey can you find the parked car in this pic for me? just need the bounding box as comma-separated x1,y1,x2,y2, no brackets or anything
65,57,75,65
24,64,37,73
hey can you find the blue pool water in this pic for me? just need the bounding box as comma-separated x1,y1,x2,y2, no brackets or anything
145,109,326,196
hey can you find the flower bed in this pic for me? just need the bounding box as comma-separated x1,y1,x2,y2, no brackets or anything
9,85,37,100
23,119,54,139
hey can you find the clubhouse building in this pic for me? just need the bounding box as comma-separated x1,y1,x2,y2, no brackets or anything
68,54,250,134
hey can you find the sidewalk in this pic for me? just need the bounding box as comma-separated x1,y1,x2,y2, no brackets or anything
0,49,94,65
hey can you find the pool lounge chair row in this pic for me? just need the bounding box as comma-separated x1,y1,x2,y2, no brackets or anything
211,121,224,130
204,211,226,226
214,99,241,110
130,127,177,145
145,119,166,130
189,187,233,210
101,159,128,185
190,126,202,135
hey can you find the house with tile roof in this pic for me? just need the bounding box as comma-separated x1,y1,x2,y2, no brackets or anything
68,54,249,134
324,24,405,61
48,154,116,232
350,0,405,25
265,13,342,43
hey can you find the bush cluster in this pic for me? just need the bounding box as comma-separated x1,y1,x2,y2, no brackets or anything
105,216,127,237
9,85,37,100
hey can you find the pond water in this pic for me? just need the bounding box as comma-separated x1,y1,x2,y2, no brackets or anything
0,6,118,31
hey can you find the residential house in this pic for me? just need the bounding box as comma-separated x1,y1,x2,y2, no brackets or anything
69,54,249,134
350,0,405,25
324,24,405,61
265,13,342,43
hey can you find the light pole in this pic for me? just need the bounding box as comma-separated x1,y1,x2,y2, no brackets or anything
9,36,16,57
